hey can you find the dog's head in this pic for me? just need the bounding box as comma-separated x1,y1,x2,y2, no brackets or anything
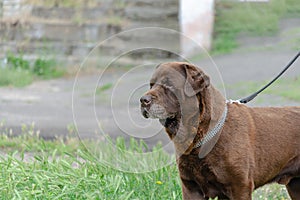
140,62,210,141
140,62,210,119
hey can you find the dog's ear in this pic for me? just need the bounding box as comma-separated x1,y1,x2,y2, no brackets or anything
183,64,210,97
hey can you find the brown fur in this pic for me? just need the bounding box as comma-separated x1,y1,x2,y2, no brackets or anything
140,62,300,199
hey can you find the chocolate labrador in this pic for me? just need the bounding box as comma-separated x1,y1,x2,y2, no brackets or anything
140,62,300,200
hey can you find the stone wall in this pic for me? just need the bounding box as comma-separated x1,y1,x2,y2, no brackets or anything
0,0,180,66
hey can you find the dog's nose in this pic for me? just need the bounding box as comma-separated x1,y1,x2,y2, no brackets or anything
140,95,152,106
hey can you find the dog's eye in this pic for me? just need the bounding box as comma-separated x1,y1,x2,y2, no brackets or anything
150,83,154,88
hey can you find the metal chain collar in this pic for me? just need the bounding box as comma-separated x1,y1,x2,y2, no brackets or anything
194,105,228,149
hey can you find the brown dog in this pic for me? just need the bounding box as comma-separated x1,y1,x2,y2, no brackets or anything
140,62,300,200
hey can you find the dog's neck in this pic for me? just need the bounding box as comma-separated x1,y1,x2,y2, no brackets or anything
191,85,227,157
163,85,227,156
199,85,226,134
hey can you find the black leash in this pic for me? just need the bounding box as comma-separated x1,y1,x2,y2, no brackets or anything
238,51,300,104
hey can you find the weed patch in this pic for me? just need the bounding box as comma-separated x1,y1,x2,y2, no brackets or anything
213,0,300,54
96,83,113,94
226,76,300,102
1,54,65,87
0,68,33,87
33,58,64,79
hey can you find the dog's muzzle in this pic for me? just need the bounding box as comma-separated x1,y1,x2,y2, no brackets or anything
140,95,152,118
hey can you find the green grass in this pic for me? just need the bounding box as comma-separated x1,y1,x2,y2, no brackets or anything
0,123,80,154
226,76,300,102
0,122,291,199
0,124,181,199
96,83,113,94
0,68,34,87
281,27,300,50
271,77,300,101
213,0,300,54
0,151,181,199
0,55,65,87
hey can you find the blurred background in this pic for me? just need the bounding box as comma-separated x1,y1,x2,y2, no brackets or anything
0,0,299,63
0,0,299,198
0,0,299,138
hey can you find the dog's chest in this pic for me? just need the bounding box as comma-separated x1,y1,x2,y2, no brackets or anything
178,156,228,198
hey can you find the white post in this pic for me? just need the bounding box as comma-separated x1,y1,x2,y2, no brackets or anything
180,0,215,57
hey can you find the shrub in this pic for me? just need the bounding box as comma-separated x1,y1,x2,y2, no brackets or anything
7,54,30,70
33,58,64,79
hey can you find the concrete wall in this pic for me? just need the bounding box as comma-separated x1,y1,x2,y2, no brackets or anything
0,0,216,65
0,0,180,65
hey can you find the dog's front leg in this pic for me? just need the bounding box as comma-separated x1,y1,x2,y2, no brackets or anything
230,182,253,200
231,192,252,200
286,178,300,200
181,179,206,200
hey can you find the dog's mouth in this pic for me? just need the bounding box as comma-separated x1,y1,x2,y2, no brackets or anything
141,105,178,129
142,108,150,118
140,101,180,137
141,110,176,120
159,116,177,128
159,116,180,140
141,104,176,120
